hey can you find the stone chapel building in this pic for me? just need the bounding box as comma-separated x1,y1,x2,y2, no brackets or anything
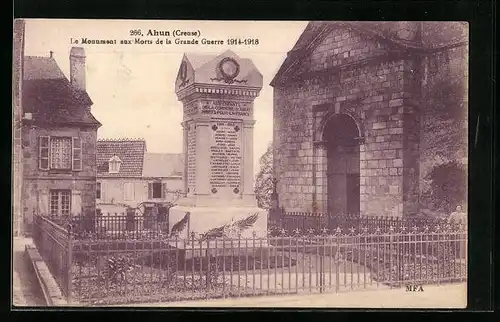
271,22,468,218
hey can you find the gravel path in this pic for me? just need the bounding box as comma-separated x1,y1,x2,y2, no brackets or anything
12,237,46,307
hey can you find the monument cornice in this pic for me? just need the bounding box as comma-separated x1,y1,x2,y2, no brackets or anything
176,83,262,100
242,119,257,126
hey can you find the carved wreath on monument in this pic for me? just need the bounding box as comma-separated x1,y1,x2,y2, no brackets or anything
211,57,247,84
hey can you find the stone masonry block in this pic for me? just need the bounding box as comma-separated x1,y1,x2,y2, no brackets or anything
389,185,400,195
389,141,403,149
389,99,404,107
389,127,403,135
393,158,403,167
372,122,387,130
367,160,378,168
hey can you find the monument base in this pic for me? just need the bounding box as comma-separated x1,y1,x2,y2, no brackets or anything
169,205,268,241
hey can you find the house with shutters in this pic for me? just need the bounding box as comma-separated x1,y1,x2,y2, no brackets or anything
21,47,101,225
96,138,184,214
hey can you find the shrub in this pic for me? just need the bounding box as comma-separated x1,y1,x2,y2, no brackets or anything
255,142,274,210
424,161,466,213
103,255,135,283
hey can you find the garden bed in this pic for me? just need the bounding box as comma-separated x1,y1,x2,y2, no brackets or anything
71,263,285,305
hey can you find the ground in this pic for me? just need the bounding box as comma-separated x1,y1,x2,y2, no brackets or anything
109,283,467,308
12,237,46,307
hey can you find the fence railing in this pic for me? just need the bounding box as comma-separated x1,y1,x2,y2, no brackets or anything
272,212,461,235
43,212,169,240
33,213,466,306
32,214,73,302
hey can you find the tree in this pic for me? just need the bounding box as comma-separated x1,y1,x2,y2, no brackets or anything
254,142,274,209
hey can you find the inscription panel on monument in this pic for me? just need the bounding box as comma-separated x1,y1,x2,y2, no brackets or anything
186,122,197,192
201,99,251,118
209,121,242,196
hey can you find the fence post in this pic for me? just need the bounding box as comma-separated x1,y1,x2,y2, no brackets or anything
268,178,281,230
319,234,325,293
335,233,340,293
388,227,393,288
66,223,73,304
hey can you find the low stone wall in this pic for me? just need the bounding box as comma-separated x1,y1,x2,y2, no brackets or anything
25,244,69,306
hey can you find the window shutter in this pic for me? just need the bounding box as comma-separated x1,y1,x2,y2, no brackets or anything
124,182,135,201
100,182,106,203
71,191,82,216
72,137,82,171
39,136,50,170
96,182,101,199
123,183,128,201
148,183,153,199
39,191,49,215
161,183,167,199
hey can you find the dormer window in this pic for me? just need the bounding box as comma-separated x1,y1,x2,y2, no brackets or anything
108,155,122,174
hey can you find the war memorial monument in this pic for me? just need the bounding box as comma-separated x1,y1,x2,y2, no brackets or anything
169,50,268,242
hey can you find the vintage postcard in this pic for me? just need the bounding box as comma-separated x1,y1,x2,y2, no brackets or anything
12,19,468,308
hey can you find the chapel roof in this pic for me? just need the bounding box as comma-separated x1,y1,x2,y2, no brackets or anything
271,21,468,86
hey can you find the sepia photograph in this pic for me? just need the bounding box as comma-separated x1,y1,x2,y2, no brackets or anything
12,19,468,308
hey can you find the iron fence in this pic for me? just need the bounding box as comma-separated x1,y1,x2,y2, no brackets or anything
274,211,460,235
43,212,169,240
33,213,467,306
32,214,73,302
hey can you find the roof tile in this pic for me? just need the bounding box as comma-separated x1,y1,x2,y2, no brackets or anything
97,139,146,177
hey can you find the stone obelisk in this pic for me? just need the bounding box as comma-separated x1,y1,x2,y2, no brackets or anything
169,50,267,240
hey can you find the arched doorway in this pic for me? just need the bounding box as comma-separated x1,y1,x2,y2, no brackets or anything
322,114,361,217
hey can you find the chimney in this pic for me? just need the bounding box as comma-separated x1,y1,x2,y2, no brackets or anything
70,47,86,91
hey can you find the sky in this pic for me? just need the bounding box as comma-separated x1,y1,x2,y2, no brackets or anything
23,19,308,175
